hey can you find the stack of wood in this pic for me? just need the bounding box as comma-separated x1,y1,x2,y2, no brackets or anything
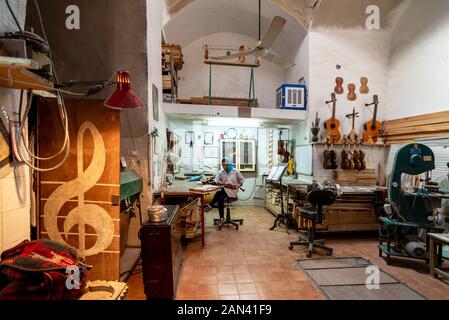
295,184,379,232
333,169,377,186
162,44,184,70
179,96,259,108
382,110,449,144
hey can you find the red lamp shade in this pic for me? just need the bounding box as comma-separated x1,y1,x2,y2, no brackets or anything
104,71,144,110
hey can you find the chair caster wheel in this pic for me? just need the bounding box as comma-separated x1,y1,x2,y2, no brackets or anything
306,252,312,258
288,245,293,250
239,221,243,225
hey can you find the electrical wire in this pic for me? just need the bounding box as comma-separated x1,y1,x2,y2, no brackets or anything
5,0,24,34
19,90,69,161
15,91,71,172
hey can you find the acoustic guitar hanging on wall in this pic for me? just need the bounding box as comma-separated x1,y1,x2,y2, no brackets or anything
323,93,341,144
363,94,381,143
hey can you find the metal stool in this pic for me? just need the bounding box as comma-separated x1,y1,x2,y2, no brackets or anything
214,197,244,230
289,189,336,257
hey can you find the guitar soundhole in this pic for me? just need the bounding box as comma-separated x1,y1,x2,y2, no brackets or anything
331,124,336,129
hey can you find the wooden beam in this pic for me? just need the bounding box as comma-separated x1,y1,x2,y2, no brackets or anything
204,60,260,68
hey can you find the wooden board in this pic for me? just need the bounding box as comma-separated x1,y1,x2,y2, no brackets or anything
38,98,121,281
190,96,258,108
382,110,449,144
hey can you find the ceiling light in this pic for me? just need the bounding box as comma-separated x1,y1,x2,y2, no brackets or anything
104,71,144,110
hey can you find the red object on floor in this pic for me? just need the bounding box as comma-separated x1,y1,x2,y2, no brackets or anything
104,71,144,110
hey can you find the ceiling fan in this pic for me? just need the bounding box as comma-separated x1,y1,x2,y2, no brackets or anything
210,0,294,69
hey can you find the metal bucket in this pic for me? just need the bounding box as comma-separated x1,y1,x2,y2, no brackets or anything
147,205,168,223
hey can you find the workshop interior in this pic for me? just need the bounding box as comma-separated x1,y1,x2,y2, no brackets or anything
0,0,448,301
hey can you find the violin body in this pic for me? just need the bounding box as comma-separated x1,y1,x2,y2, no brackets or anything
363,120,381,143
359,149,366,170
328,149,338,170
353,149,362,171
335,77,344,94
347,83,357,101
324,119,341,144
360,77,369,94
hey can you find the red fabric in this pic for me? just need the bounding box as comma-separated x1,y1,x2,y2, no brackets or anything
0,240,89,300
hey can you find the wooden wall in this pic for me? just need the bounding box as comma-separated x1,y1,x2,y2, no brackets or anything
382,110,449,144
38,98,121,281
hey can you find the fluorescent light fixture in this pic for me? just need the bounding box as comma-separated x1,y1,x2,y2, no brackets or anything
207,118,261,128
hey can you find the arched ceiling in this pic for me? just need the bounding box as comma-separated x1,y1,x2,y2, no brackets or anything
163,0,308,60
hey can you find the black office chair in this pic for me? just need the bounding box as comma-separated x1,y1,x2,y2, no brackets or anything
213,187,245,230
289,189,337,257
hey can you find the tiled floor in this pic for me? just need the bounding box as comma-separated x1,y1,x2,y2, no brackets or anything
126,205,449,300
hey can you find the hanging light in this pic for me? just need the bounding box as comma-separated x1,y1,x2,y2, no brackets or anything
104,71,144,110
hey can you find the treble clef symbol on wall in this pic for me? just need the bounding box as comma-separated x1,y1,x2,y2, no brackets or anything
44,121,114,258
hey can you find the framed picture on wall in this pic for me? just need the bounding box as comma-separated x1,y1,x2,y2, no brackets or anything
152,84,159,121
203,146,219,158
185,131,194,145
204,132,214,145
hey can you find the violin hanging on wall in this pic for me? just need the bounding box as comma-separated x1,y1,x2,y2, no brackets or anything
363,94,381,143
323,93,341,144
335,77,344,94
347,83,357,101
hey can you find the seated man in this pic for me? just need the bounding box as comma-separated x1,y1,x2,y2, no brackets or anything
208,157,245,221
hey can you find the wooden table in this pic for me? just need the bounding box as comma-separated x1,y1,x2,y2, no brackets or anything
154,182,220,248
428,233,449,280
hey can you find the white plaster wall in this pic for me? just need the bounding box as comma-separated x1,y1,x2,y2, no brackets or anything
178,32,285,108
285,34,310,86
308,28,391,139
385,0,449,120
0,1,31,255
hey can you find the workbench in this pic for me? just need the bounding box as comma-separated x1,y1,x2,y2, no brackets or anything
292,185,384,232
153,181,220,248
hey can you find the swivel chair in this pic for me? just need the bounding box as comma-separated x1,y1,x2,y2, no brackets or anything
213,187,245,230
289,189,336,257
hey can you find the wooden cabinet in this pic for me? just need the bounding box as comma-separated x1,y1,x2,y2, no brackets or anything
139,205,184,300
220,139,256,172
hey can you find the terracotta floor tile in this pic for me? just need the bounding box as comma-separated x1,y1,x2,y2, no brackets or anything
199,266,217,275
237,283,259,295
218,283,239,295
218,273,236,284
198,274,218,285
270,280,296,292
217,265,234,274
254,282,275,294
239,294,261,300
235,273,254,284
259,292,283,300
177,283,198,296
220,295,240,300
197,284,219,296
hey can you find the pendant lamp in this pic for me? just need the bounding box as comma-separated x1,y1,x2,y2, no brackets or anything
104,71,144,110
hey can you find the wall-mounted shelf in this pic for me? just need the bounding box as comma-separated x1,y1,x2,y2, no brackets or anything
0,56,54,91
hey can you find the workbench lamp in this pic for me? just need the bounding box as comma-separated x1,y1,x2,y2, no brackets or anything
104,71,144,110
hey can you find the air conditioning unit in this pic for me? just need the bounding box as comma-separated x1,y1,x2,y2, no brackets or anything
276,84,307,110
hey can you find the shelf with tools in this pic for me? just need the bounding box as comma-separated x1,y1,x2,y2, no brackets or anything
0,56,54,91
162,44,184,103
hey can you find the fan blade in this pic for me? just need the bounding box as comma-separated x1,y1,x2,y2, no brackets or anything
258,16,286,49
261,51,295,69
210,50,255,61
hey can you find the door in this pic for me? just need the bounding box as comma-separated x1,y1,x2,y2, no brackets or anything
38,98,120,281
